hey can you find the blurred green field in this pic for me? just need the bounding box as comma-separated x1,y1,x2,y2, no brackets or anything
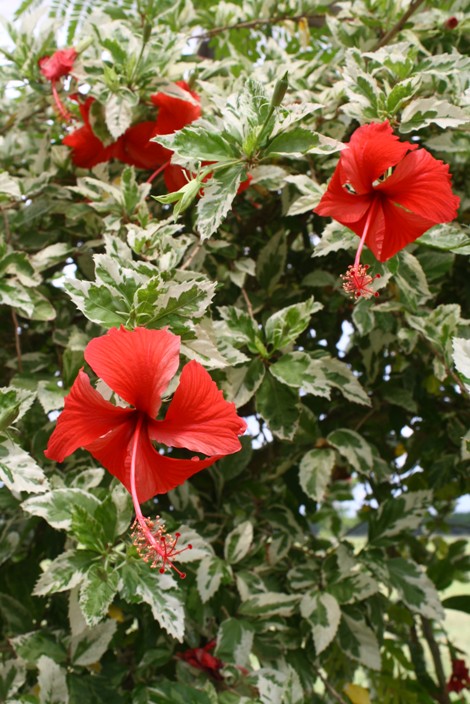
442,578,470,667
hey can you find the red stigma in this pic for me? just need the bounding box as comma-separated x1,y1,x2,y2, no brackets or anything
445,16,459,29
341,264,380,300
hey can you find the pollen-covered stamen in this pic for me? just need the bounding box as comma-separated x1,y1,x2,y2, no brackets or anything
129,415,192,578
339,198,381,300
131,516,193,578
341,263,380,299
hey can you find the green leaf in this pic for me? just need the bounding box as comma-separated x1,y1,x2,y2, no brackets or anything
33,550,97,597
256,372,300,440
221,358,266,408
0,436,49,495
418,223,470,254
22,489,101,530
79,564,120,627
239,592,299,618
224,521,253,564
154,123,238,162
270,352,332,398
452,337,470,392
37,655,68,704
386,558,444,621
11,631,66,666
0,171,21,198
196,555,225,603
70,617,117,665
299,449,336,502
442,595,470,614
327,429,373,474
265,297,322,352
215,618,253,667
369,491,432,542
120,561,185,641
66,281,130,328
70,500,116,553
0,659,26,701
36,381,65,414
135,276,215,332
395,250,431,308
196,165,246,240
320,357,371,406
300,592,341,654
264,127,319,156
105,93,133,139
0,281,56,321
338,612,381,671
257,667,303,704
312,222,357,258
0,387,35,431
134,681,214,704
400,98,469,132
256,230,287,293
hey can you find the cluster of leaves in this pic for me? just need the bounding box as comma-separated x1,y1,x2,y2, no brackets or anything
0,0,469,703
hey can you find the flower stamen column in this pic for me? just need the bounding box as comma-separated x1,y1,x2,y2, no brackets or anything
341,200,381,299
129,415,191,578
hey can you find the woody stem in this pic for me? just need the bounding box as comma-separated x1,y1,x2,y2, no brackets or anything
353,199,377,270
130,415,165,560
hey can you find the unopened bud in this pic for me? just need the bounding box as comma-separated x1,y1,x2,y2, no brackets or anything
271,72,289,108
143,23,152,43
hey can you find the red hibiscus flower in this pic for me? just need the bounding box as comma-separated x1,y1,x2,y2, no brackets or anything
447,658,470,693
120,80,202,180
177,640,224,679
39,47,78,121
314,121,460,299
63,95,123,169
44,326,246,576
39,48,77,81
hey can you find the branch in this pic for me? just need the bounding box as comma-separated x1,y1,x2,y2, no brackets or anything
374,0,427,49
11,309,23,373
191,10,338,40
421,617,451,704
241,287,255,319
318,671,350,704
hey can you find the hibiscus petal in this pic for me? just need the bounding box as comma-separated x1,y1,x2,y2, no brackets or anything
340,121,416,195
86,420,220,503
44,369,134,462
84,419,135,491
84,327,181,418
120,121,172,169
163,164,192,192
134,431,221,502
63,125,114,168
151,81,202,134
150,360,247,455
64,96,117,168
375,148,460,223
315,166,372,224
374,197,438,261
